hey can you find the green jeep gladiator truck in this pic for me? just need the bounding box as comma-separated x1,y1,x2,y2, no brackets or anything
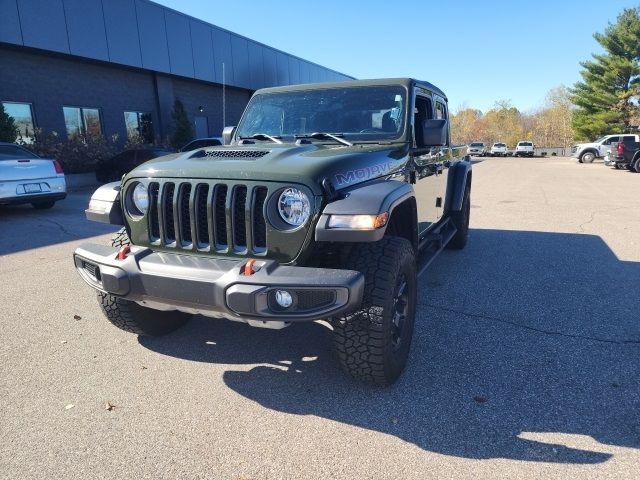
73,78,472,385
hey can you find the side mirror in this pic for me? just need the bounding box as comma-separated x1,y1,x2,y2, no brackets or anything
222,126,236,146
422,119,448,146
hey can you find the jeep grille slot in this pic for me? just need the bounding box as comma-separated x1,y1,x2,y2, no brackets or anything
178,183,192,245
252,187,268,251
163,183,176,244
214,185,228,248
232,186,248,251
148,182,160,240
149,180,269,256
195,184,209,247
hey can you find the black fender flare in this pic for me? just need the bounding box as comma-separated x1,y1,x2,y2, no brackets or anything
315,179,414,243
84,181,124,225
444,158,472,213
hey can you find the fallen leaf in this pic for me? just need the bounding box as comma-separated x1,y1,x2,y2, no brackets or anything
105,402,115,411
65,404,75,410
73,315,82,320
60,340,67,344
141,366,147,370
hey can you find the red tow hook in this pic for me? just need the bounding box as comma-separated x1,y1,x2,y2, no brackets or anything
117,244,131,261
242,259,256,276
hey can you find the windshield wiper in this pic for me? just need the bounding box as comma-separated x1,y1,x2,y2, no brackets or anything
239,133,283,144
295,132,353,147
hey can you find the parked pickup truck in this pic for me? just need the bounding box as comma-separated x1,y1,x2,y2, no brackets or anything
73,78,472,386
610,141,640,172
572,134,639,163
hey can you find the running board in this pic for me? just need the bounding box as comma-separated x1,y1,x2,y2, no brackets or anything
417,218,457,276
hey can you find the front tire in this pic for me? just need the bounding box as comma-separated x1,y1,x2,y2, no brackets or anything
332,237,417,386
97,228,191,336
580,151,595,163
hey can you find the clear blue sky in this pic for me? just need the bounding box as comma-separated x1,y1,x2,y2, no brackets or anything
154,0,636,113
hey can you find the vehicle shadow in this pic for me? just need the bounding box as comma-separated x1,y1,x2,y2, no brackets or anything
0,191,117,255
139,229,640,463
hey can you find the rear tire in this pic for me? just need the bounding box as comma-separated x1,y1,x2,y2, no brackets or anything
332,237,417,386
97,228,191,336
633,158,640,173
31,201,55,209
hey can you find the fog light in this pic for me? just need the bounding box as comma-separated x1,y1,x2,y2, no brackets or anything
275,290,293,308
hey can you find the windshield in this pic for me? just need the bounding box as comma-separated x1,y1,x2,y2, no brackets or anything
470,143,484,147
593,136,607,144
494,143,506,147
236,86,406,142
518,142,532,146
0,145,39,160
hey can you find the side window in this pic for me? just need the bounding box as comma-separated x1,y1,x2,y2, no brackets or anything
63,106,102,138
604,136,619,144
435,101,447,120
623,135,636,142
414,96,433,148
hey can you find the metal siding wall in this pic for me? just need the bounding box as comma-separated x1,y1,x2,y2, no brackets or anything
211,27,233,85
263,48,278,88
247,41,264,90
190,20,215,82
288,57,300,85
0,0,23,44
17,0,69,53
102,0,142,66
275,52,289,86
135,0,170,72
63,0,109,61
164,9,194,77
230,34,250,90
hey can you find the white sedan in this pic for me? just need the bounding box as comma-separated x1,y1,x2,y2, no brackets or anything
0,143,66,209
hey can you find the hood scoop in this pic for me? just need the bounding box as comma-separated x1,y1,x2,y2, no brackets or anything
204,150,270,159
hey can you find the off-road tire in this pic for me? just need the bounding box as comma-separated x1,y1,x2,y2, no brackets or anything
31,201,55,209
633,158,640,173
580,151,595,163
332,237,417,386
97,228,191,336
446,182,471,250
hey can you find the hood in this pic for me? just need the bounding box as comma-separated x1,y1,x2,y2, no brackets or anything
125,142,409,195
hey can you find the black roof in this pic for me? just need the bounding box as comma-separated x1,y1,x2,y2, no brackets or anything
255,78,448,101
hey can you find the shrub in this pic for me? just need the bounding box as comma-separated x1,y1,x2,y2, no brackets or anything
171,99,193,149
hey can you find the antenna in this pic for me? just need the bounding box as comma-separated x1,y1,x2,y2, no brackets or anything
222,62,226,130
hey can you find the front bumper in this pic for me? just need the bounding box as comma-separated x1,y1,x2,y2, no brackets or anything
73,243,364,322
0,176,67,205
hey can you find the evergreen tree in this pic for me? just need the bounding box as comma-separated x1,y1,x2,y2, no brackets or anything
0,103,19,142
171,99,193,149
572,8,640,140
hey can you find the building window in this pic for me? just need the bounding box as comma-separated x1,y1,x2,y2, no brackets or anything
63,106,102,138
124,111,154,143
2,102,36,143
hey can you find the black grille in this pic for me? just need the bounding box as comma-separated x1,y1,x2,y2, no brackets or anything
204,150,269,158
163,183,176,243
295,290,336,310
214,185,228,247
253,187,268,250
82,261,100,281
150,181,268,254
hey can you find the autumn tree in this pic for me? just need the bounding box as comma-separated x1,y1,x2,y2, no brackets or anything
533,86,575,148
450,106,483,145
572,8,640,139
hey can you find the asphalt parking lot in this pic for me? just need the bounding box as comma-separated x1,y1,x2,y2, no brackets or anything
1,157,639,479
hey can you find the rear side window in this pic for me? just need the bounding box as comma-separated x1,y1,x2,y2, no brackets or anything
623,135,636,142
435,101,447,120
0,145,39,160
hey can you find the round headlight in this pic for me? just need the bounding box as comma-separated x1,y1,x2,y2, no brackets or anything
131,183,149,215
277,188,310,227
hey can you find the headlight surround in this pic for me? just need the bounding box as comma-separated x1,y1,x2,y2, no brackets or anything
277,188,310,227
129,182,149,216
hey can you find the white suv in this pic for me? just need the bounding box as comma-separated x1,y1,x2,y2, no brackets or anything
490,142,508,156
514,141,534,157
